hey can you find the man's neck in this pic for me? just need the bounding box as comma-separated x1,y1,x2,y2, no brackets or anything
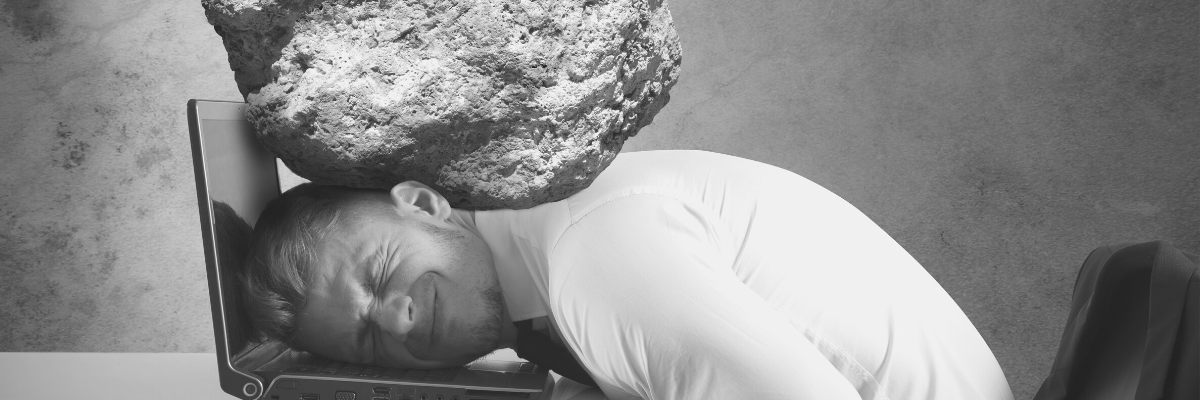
448,208,479,234
497,295,519,349
449,208,520,349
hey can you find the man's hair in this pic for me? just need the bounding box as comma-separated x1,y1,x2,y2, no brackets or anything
240,183,384,344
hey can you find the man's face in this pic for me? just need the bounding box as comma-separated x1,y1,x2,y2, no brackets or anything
291,200,504,369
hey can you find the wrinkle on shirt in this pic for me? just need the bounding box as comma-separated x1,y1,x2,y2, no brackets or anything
476,150,1014,400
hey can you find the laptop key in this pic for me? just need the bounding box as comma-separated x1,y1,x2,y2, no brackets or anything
518,363,536,373
423,369,456,382
380,368,406,379
320,362,343,375
336,366,363,376
400,370,427,380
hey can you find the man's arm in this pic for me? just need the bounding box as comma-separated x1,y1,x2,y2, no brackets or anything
548,194,861,400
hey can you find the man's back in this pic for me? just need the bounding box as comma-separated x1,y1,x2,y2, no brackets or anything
477,150,1014,400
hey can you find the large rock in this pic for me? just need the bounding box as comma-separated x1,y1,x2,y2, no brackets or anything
202,0,681,209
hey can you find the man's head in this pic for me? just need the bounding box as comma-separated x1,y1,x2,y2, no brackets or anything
240,181,507,369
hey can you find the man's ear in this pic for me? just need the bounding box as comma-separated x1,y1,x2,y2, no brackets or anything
389,181,453,220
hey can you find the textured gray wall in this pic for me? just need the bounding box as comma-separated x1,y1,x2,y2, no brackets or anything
1,0,1196,399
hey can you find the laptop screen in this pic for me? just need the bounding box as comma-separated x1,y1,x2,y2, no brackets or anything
200,119,280,225
191,99,298,363
199,114,281,358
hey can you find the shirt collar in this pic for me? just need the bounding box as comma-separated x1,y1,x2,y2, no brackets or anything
474,203,569,322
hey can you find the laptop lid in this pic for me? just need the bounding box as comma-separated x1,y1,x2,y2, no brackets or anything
189,99,283,399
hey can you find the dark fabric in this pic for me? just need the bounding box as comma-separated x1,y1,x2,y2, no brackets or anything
1034,241,1199,400
513,319,598,387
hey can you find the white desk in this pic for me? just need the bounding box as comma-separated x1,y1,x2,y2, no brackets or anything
0,353,607,400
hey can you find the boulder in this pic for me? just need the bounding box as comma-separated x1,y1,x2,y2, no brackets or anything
202,0,682,209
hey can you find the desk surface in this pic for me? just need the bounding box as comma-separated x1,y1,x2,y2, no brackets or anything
0,353,607,400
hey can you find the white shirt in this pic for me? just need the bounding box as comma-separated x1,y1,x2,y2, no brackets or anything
475,150,1014,400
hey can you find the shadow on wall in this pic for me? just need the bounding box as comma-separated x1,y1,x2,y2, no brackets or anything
2,0,60,41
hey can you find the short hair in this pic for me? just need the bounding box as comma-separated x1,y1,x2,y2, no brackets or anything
240,183,385,344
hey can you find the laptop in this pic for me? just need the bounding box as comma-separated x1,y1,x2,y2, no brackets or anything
187,99,553,400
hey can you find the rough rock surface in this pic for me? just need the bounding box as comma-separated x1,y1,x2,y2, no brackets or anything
202,0,681,209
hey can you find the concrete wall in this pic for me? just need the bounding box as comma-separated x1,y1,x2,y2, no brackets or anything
1,0,1195,398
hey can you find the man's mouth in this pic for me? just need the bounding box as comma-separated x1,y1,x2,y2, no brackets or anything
429,277,438,349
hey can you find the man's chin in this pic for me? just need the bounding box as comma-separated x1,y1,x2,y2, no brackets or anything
395,345,496,369
440,332,503,366
445,348,495,367
404,328,501,367
404,281,504,367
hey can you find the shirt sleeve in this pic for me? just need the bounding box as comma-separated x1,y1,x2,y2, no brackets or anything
547,193,861,400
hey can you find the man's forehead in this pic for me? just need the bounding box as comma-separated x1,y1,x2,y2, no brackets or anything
293,303,360,360
314,212,386,270
294,257,366,357
308,228,383,304
302,224,381,328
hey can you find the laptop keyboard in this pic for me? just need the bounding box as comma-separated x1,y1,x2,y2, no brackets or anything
280,361,460,382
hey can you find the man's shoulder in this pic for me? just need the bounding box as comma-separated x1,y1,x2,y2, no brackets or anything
606,149,763,170
595,150,794,191
570,150,779,206
563,150,804,222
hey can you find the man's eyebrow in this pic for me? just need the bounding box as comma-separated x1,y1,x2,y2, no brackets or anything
358,252,387,364
366,247,389,295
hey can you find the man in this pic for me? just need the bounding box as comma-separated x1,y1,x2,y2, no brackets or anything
240,150,1015,400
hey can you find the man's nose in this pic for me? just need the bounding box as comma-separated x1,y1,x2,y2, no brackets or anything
376,295,416,342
